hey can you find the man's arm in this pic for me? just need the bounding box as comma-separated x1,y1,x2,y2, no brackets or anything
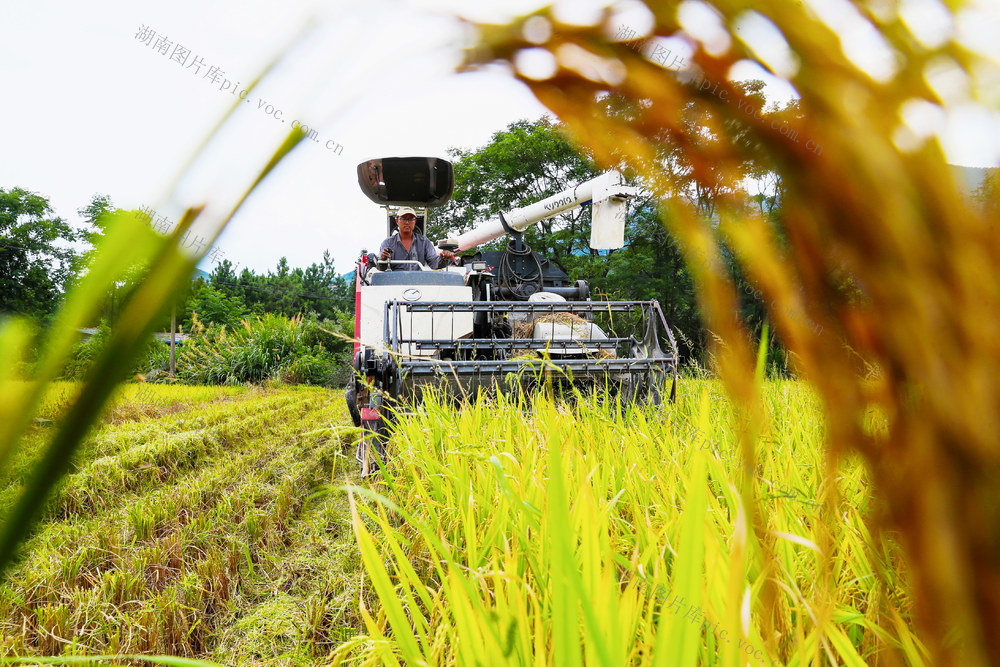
420,236,441,269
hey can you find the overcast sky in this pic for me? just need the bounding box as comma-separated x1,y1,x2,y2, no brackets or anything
2,0,998,277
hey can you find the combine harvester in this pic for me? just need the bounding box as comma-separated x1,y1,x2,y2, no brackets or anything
347,157,679,474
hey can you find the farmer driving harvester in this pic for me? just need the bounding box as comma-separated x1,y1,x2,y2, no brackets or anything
378,207,454,269
349,156,679,477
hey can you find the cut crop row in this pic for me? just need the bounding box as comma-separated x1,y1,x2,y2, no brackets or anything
0,388,354,659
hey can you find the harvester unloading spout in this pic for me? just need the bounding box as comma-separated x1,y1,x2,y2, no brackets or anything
347,157,678,476
448,170,638,252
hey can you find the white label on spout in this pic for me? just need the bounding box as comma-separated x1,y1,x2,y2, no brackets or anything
591,197,626,249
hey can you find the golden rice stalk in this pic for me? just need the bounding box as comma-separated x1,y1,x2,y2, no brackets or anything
459,3,1000,664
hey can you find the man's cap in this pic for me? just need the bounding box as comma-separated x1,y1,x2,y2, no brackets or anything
396,207,418,219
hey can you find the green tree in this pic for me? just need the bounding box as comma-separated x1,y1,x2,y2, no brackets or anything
426,100,809,367
208,259,240,297
300,250,351,319
70,196,187,327
195,253,352,326
0,187,82,319
428,117,600,273
429,117,714,361
72,194,113,275
182,279,248,329
72,194,123,323
599,85,808,367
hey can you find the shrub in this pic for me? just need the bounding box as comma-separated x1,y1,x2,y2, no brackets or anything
177,312,350,386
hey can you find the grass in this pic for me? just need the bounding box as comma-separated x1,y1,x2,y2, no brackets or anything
0,378,921,665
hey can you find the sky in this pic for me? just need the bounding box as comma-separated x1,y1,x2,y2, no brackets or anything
2,0,998,277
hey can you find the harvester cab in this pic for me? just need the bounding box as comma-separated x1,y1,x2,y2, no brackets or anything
348,156,679,476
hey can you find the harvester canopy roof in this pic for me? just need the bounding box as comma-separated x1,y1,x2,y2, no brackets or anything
357,157,454,207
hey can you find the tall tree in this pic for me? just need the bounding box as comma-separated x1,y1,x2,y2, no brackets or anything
0,188,82,319
70,195,181,326
191,253,352,325
427,117,601,274
182,279,248,329
428,114,778,363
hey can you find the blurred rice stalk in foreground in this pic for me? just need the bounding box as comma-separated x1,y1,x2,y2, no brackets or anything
458,1,1000,664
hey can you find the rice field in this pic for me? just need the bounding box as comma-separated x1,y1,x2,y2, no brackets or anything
0,383,363,663
0,380,922,665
